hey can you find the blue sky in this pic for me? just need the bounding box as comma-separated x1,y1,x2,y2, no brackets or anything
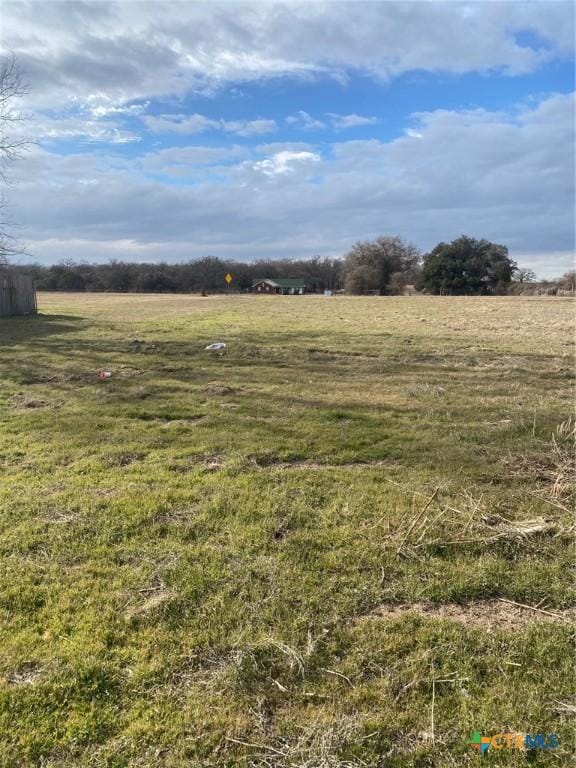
3,1,575,275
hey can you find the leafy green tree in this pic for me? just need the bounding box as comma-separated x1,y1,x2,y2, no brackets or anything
419,236,515,295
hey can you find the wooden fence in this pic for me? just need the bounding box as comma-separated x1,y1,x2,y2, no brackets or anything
0,270,37,316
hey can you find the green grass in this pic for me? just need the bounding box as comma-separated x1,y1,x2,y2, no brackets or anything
0,294,574,767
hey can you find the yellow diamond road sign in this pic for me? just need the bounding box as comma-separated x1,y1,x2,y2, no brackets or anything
225,273,232,285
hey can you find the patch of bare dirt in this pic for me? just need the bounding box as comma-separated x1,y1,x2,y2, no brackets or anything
502,417,576,505
10,393,63,410
127,339,159,353
116,365,144,377
6,662,43,685
553,700,576,717
94,488,117,498
169,652,231,689
125,584,173,619
44,510,77,524
160,416,207,427
502,452,561,483
364,600,576,631
67,371,103,383
280,460,397,470
307,346,379,359
153,505,200,524
202,384,242,396
169,453,226,473
249,454,397,470
406,383,446,398
101,451,146,467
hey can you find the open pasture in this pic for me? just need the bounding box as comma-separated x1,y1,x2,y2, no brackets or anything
0,293,574,767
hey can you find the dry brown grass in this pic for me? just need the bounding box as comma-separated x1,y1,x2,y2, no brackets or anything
37,293,575,352
365,600,576,630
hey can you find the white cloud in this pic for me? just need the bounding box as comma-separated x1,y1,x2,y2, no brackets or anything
286,111,327,131
329,113,379,129
222,118,277,137
142,145,249,172
28,114,141,144
287,111,378,131
12,92,574,277
143,113,218,134
252,150,321,176
5,1,574,114
513,250,575,276
87,100,149,118
143,113,276,137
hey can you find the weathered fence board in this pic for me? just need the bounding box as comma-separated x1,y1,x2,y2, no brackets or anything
0,270,37,316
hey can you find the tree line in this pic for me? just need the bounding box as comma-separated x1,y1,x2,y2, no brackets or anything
21,255,344,294
18,234,573,295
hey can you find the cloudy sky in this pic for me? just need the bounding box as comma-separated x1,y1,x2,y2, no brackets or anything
2,0,575,275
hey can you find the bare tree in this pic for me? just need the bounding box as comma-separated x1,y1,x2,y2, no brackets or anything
0,54,30,264
560,270,576,291
514,267,537,283
343,236,420,295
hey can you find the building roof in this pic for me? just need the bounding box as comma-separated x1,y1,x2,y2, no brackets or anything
252,278,307,288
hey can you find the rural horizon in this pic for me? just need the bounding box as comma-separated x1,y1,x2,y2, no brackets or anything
1,2,575,767
13,239,574,284
13,242,576,286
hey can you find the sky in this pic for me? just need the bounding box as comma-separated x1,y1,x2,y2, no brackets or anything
1,0,575,276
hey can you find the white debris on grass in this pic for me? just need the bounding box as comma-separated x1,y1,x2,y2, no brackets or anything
205,342,227,351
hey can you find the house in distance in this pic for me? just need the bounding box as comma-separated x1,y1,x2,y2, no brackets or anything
251,278,308,295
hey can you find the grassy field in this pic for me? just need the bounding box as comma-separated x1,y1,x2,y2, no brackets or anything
0,293,574,767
